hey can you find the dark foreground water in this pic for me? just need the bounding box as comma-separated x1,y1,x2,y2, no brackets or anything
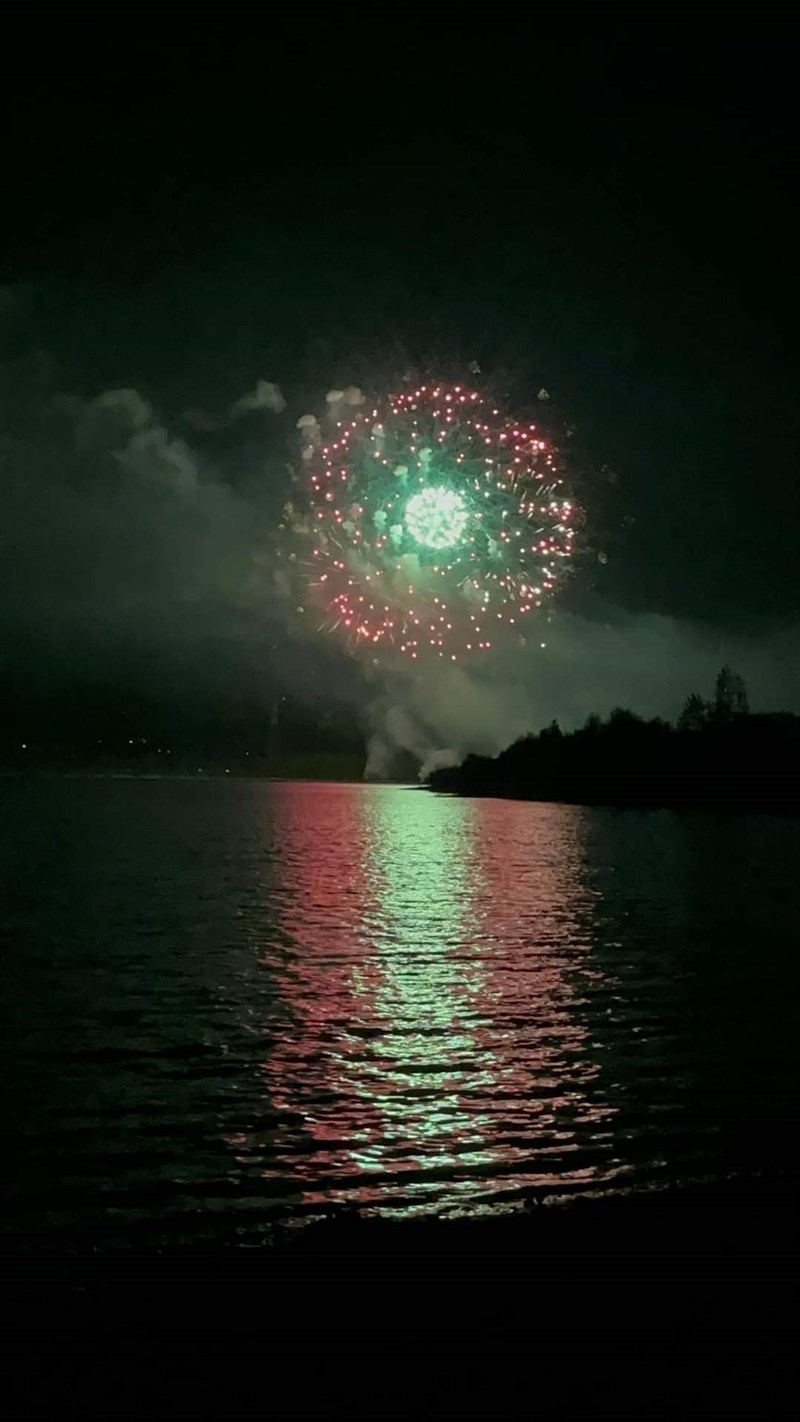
1,778,798,1248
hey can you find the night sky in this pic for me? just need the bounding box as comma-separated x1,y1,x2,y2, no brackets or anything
3,21,799,759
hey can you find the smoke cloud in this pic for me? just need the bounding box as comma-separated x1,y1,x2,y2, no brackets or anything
1,318,292,717
231,380,286,418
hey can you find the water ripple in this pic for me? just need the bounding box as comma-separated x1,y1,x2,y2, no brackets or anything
1,779,798,1244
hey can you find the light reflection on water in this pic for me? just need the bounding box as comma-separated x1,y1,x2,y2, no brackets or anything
1,779,798,1243
259,787,616,1214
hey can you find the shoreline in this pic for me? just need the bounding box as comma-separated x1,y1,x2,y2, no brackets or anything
4,1170,794,1289
427,782,800,816
2,1174,794,1411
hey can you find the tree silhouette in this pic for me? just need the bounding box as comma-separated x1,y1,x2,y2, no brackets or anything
428,669,800,812
541,719,563,742
714,666,749,720
608,707,642,729
678,692,707,731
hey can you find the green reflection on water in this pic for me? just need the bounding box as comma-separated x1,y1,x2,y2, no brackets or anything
260,784,616,1215
343,788,499,1186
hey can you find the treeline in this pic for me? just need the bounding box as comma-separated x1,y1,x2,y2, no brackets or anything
427,667,800,812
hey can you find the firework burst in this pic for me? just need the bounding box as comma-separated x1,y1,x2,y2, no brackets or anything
295,382,577,663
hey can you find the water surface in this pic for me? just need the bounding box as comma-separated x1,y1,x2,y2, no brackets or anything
1,779,797,1245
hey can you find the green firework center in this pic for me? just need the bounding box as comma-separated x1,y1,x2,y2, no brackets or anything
404,486,469,550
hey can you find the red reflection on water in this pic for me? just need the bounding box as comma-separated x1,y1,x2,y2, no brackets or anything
466,801,615,1172
246,784,615,1215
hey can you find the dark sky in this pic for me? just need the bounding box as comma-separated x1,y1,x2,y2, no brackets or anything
2,19,799,750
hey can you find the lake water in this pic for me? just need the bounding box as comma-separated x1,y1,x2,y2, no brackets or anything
1,778,798,1247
